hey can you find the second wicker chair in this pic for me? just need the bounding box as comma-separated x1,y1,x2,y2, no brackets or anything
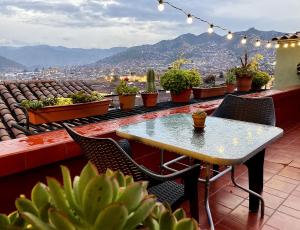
63,123,201,221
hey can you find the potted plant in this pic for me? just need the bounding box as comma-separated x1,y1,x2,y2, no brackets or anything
0,162,199,230
141,69,158,107
251,71,271,90
116,80,139,110
193,75,227,99
20,91,111,125
160,69,201,103
225,70,236,93
192,110,207,130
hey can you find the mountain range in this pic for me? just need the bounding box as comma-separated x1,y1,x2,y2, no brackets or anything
0,28,285,73
0,46,127,69
0,56,25,72
95,28,284,74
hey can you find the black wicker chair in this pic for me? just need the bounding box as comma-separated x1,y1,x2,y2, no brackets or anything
212,94,276,212
63,123,200,221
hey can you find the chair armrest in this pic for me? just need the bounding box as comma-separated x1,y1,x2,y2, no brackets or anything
138,164,200,182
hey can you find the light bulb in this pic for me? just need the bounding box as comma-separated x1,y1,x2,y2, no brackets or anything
187,14,193,24
291,43,296,48
275,43,280,49
158,0,164,11
227,31,233,40
283,43,288,48
255,39,261,47
266,41,272,48
208,24,214,34
241,36,247,44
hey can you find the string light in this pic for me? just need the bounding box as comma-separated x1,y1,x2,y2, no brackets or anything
186,14,193,24
241,36,247,45
158,0,164,11
255,39,261,47
266,41,272,48
227,31,233,40
155,1,297,49
208,24,214,34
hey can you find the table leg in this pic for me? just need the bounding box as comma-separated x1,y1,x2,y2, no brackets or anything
160,149,164,173
204,163,215,230
231,166,265,218
244,150,265,212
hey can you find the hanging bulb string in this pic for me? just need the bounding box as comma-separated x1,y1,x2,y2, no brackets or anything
156,0,291,48
159,0,229,32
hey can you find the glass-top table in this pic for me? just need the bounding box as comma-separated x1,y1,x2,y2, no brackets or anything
116,113,283,165
116,113,283,229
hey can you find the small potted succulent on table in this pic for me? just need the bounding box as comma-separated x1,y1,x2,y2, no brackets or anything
192,109,207,130
141,69,158,107
116,80,139,110
225,70,236,93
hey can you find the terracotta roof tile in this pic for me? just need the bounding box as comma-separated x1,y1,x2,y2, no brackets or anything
0,80,94,142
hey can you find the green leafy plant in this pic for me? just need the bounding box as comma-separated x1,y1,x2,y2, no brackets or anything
225,70,236,85
144,69,157,93
233,52,264,78
160,69,201,94
192,109,207,117
252,71,271,89
116,80,139,95
20,91,104,110
0,162,198,230
68,91,104,104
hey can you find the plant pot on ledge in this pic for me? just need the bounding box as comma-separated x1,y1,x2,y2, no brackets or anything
237,75,252,92
141,92,158,107
27,100,111,125
171,88,192,103
226,84,236,93
119,94,136,110
193,86,226,99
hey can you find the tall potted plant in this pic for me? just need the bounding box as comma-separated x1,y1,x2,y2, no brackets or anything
116,80,139,110
141,69,158,107
225,70,236,93
160,69,201,103
234,52,254,92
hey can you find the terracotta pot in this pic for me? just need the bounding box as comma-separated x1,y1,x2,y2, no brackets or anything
192,114,206,127
119,94,136,110
171,89,191,103
28,99,112,125
193,86,226,99
141,93,158,107
226,84,236,93
237,76,252,92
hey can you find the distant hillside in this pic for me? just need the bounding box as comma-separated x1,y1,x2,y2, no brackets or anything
95,28,285,74
0,45,127,68
0,56,25,72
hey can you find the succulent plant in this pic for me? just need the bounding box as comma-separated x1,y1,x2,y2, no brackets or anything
116,80,139,95
0,162,199,230
145,69,157,93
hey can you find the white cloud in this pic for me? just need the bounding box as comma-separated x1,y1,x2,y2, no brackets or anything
0,0,299,48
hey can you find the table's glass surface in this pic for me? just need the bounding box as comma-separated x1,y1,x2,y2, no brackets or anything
117,113,283,165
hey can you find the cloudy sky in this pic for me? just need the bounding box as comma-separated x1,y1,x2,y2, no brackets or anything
0,0,299,48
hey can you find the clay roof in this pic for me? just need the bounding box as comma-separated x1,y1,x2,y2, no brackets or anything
272,32,300,41
0,80,93,142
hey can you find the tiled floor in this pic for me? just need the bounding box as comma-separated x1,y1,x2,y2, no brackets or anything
183,121,300,230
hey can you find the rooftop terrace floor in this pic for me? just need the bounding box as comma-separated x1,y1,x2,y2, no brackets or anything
193,120,300,229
